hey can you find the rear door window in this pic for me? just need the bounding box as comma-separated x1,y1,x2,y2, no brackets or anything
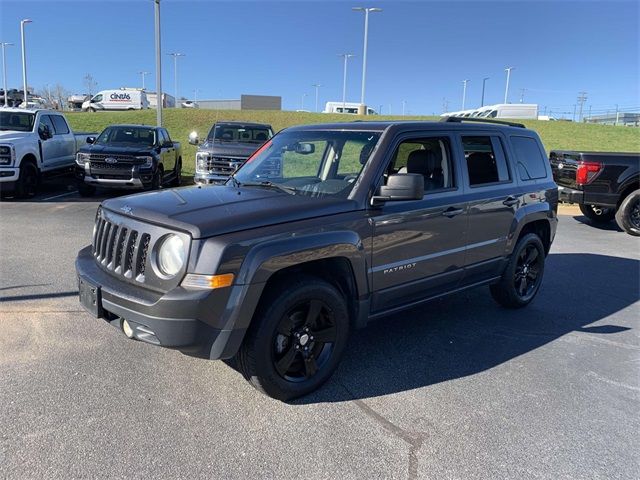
50,115,70,135
511,136,548,180
462,136,510,186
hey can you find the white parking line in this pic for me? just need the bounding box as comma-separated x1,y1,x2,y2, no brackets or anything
41,191,78,201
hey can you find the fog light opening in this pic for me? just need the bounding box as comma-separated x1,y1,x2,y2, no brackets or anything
121,319,135,339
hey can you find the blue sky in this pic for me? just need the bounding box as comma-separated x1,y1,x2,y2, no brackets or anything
0,0,638,116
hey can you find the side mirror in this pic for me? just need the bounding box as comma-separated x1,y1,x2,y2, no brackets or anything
39,124,53,140
188,131,199,145
86,136,95,144
295,142,315,154
371,174,424,206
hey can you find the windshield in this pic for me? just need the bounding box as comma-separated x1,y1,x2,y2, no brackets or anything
95,126,157,146
0,111,36,132
231,130,381,199
207,124,272,143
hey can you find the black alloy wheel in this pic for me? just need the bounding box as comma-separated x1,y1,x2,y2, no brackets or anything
615,189,640,236
513,244,543,301
273,299,337,382
17,162,38,198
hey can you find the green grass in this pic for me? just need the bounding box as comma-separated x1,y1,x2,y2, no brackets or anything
65,109,640,176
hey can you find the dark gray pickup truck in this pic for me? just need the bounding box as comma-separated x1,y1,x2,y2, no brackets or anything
76,118,558,400
550,150,640,235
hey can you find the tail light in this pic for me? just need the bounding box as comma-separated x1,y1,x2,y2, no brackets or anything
576,162,601,185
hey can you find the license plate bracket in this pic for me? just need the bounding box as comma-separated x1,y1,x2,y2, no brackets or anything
78,275,103,318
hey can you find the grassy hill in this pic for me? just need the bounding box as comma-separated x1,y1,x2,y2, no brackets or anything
65,109,640,176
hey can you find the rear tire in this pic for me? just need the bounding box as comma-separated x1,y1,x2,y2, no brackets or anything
615,189,640,236
490,233,545,309
88,107,96,113
236,276,350,401
579,204,615,224
16,161,39,198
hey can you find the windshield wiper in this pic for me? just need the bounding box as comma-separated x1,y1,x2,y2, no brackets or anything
240,181,297,195
227,175,241,188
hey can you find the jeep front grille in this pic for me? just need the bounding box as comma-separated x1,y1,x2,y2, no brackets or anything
93,219,148,282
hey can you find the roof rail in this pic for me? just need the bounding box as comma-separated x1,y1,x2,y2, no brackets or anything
440,116,526,128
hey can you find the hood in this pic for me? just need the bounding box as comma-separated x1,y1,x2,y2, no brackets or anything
81,144,156,156
0,131,32,142
197,140,260,158
102,185,358,238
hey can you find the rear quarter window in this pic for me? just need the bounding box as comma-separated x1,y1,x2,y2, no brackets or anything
50,115,70,135
511,136,548,180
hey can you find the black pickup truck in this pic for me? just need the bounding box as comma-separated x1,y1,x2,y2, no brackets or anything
550,150,640,235
75,124,182,196
76,118,558,400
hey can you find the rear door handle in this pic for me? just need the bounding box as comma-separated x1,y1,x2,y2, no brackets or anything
503,196,519,207
442,207,464,218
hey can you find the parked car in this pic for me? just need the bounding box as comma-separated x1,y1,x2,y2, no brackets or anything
74,124,182,196
82,89,149,112
190,121,273,184
0,108,97,198
550,150,640,236
181,101,198,109
76,117,558,400
323,101,377,115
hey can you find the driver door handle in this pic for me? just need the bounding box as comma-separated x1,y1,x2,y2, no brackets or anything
503,195,519,207
442,207,464,218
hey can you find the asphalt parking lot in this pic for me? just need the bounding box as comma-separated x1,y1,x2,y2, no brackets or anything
1,182,638,479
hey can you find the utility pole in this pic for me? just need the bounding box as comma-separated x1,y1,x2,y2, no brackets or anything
138,71,150,90
481,77,489,107
572,104,577,122
352,7,383,111
311,83,322,112
153,0,162,126
20,19,32,107
615,104,619,126
504,66,514,103
402,100,406,116
519,88,526,103
193,89,199,103
167,52,185,105
300,93,308,111
442,97,449,113
1,42,13,107
587,105,591,121
577,91,587,122
338,53,355,113
462,79,469,110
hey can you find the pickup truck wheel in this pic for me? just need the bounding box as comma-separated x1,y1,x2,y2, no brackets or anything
151,168,162,190
237,277,350,401
16,162,39,198
615,189,640,236
579,204,615,223
490,233,545,309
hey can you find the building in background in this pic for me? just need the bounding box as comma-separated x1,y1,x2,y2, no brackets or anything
585,113,639,127
196,94,281,111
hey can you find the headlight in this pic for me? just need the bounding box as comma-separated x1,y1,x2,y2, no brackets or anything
196,152,209,173
76,152,90,166
0,145,14,166
156,234,185,277
136,156,153,167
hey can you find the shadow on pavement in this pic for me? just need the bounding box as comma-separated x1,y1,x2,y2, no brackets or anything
295,253,639,404
573,215,623,232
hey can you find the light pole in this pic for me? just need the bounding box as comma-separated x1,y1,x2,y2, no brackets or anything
338,53,355,113
167,52,185,105
402,100,406,116
20,19,32,107
300,93,308,111
462,79,469,110
154,0,162,126
352,6,382,112
481,76,489,107
312,83,322,112
1,42,14,107
138,71,150,90
193,88,199,103
504,66,514,104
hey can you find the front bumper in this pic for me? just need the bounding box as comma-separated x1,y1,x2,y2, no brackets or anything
75,245,246,358
75,164,154,190
0,168,19,184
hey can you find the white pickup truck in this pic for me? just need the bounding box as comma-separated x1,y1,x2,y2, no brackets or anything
0,108,97,198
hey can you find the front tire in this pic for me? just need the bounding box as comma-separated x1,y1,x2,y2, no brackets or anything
579,204,615,224
237,276,350,401
150,167,162,190
171,159,182,187
16,161,39,198
615,189,640,236
490,233,545,309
